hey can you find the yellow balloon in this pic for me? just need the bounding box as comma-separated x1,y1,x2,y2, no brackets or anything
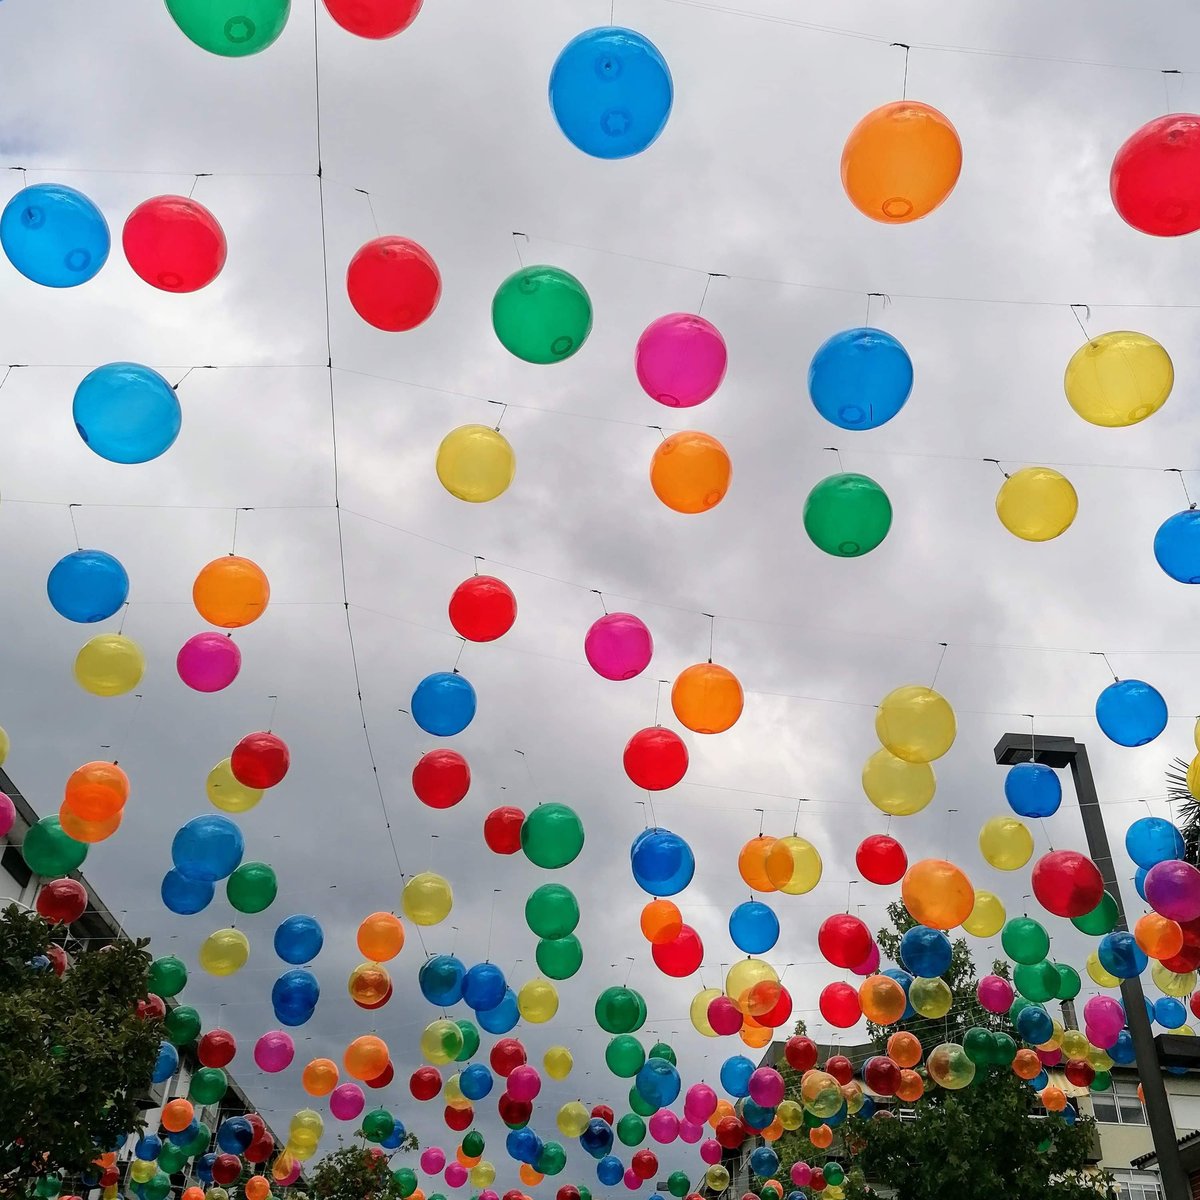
876,685,956,763
1194,716,1200,754
517,977,559,1023
978,815,1034,871
705,1167,730,1192
443,1074,471,1109
801,1070,842,1118
207,757,264,814
272,1150,298,1182
725,957,778,1009
471,1163,496,1189
131,1161,157,1184
199,927,250,976
545,1045,573,1080
1045,1018,1064,1049
74,633,145,696
0,725,8,765
557,1101,590,1138
995,467,1078,542
403,872,453,925
776,1099,803,1131
436,424,516,503
690,986,722,1037
1064,330,1173,427
926,1042,975,1090
765,834,823,895
1061,1029,1088,1059
1086,950,1120,988
1152,962,1197,997
1187,753,1200,800
420,1018,464,1065
291,1109,323,1138
962,890,1005,938
861,748,935,816
909,976,952,1018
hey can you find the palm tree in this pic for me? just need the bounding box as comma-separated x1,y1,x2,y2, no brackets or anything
1165,756,1200,865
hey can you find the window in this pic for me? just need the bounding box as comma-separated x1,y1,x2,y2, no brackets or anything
1109,1168,1162,1200
1091,1078,1146,1125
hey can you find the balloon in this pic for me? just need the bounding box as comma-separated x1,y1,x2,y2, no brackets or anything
926,1042,975,1090
436,426,516,503
462,964,507,1015
272,968,320,1024
1002,916,1050,965
122,193,225,291
47,549,128,624
979,815,1034,870
652,925,703,977
859,975,906,1025
226,861,277,914
899,927,951,977
492,265,592,362
876,686,955,763
450,575,517,642
596,986,647,1033
522,803,585,869
818,913,872,969
349,960,393,1006
0,793,13,838
585,613,653,681
960,890,1005,938
537,934,584,979
412,750,471,810
856,833,907,884
1073,890,1120,935
909,976,952,1018
630,827,695,895
808,327,912,430
199,928,250,976
412,672,477,736
517,979,559,1024
72,362,181,464
1127,817,1185,868
1111,114,1200,236
22,817,88,876
1135,912,1184,960
177,633,242,693
995,467,1078,541
545,1046,573,1080
161,868,214,914
403,872,453,925
1155,509,1200,584
636,1058,680,1107
357,911,404,961
636,314,726,408
63,760,129,823
172,814,244,881
193,556,270,629
804,472,892,556
624,728,688,791
1095,677,1168,747
345,1035,389,1081
254,1030,294,1073
346,236,440,330
1014,960,1060,1003
484,806,525,854
164,0,290,55
901,859,973,929
728,901,779,954
190,1066,228,1105
1004,761,1062,818
477,987,520,1035
1145,860,1200,922
1,183,109,286
323,0,421,35
526,884,580,939
330,1083,366,1121
1064,331,1172,427
841,101,962,223
36,878,87,924
765,835,823,894
1032,850,1104,918
650,431,732,514
819,981,861,1028
671,662,743,734
549,27,672,159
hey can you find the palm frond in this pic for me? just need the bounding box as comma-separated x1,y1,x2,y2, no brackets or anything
1166,756,1200,865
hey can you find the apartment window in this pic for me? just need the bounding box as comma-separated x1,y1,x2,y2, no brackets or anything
1109,1168,1162,1200
1091,1078,1146,1125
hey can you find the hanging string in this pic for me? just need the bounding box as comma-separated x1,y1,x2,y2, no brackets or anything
704,613,716,662
117,602,130,635
186,172,210,199
1091,651,1120,682
697,272,727,315
512,231,528,267
983,457,1011,480
754,807,765,837
485,889,501,962
1069,303,1092,339
452,637,467,672
1163,68,1182,112
109,694,144,766
230,506,253,555
653,679,668,725
929,642,949,689
592,588,609,615
489,400,508,431
1166,468,1197,511
355,187,381,236
892,43,911,99
66,503,82,549
823,445,845,473
266,694,280,731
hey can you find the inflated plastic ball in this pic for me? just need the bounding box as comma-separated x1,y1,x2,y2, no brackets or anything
411,672,476,736
995,467,1078,541
1014,960,1059,1003
963,890,1006,938
436,425,516,503
357,911,403,961
585,612,653,680
859,974,907,1025
856,833,907,884
1145,859,1200,922
650,431,732,514
199,928,250,975
624,727,688,791
177,633,241,693
193,556,269,628
1098,930,1147,979
728,901,779,954
484,806,525,854
449,575,516,641
226,861,277,913
522,803,584,869
1004,762,1062,818
651,925,703,977
21,816,87,877
1072,891,1119,935
206,757,262,814
346,236,440,331
765,835,823,894
412,749,471,809
841,101,962,223
172,814,244,881
255,1029,295,1072
1064,331,1173,427
1031,849,1104,918
73,363,181,464
899,926,951,977
48,550,128,623
1,184,110,287
876,685,955,763
926,1042,975,1090
323,0,422,37
62,760,128,823
1155,510,1200,583
123,195,225,291
804,472,891,556
526,884,580,939
493,266,592,363
1111,114,1200,237
861,748,935,815
901,859,973,929
630,827,695,896
1127,817,1185,868
231,731,289,788
808,327,912,430
818,913,872,969
402,872,453,925
164,0,290,55
1095,678,1168,746
979,815,1034,871
636,314,726,407
1001,916,1050,964
910,976,952,1018
671,662,743,734
36,877,88,925
161,868,214,914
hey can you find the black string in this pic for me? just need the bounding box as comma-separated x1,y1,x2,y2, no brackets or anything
892,43,911,98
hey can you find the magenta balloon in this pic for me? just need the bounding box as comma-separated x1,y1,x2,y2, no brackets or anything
1037,1047,1062,1066
707,995,743,1035
445,1164,468,1188
277,1160,301,1186
0,792,14,838
584,612,653,681
623,1170,640,1191
420,1148,446,1175
648,1110,679,1144
1086,1021,1120,1050
506,1064,542,1101
748,1066,784,1108
679,1119,703,1144
635,313,728,409
1083,995,1124,1037
329,1082,366,1121
851,941,880,976
684,1082,718,1123
480,1191,499,1200
1145,859,1200,922
253,1029,295,1073
700,1139,723,1165
177,631,242,692
791,1163,812,1187
976,974,1015,1015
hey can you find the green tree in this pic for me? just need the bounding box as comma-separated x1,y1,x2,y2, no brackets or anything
0,903,161,1193
310,1141,419,1200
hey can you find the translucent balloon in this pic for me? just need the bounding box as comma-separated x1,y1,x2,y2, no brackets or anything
1127,817,1185,868
859,974,906,1024
466,964,508,1013
230,730,289,789
161,868,214,915
1064,331,1172,427
322,0,422,37
808,327,912,430
346,236,440,330
403,872,453,925
22,816,88,876
558,1102,590,1138
1145,859,1200,922
1002,916,1050,964
585,613,653,680
164,0,290,55
1032,850,1104,918
330,1083,366,1121
652,925,703,977
671,662,743,734
765,834,823,894
1111,114,1200,237
526,884,580,939
226,860,277,913
345,1035,390,1081
1153,962,1198,998
1072,891,1120,935
123,194,225,292
1004,761,1062,818
630,827,694,896
492,266,592,363
689,987,721,1037
1,183,109,286
412,749,471,810
421,1019,465,1064
876,685,956,763
926,1042,975,1089
728,901,779,954
537,934,583,979
910,976,952,1018
436,425,515,503
172,814,244,881
450,575,517,642
861,748,935,815
178,633,241,693
995,467,1077,541
521,803,585,869
273,914,323,965
411,672,476,736
73,363,181,464
979,815,1034,871
1086,950,1120,989
804,472,892,556
47,549,128,623
358,911,404,961
200,928,250,976
206,757,262,813
636,314,726,408
962,890,1006,938
650,431,732,514
1135,912,1183,960
1155,510,1200,583
901,859,973,929
856,833,907,884
899,927,951,977
255,1031,295,1073
623,726,688,791
63,759,128,823
549,27,673,159
818,913,872,969
545,1045,573,1080
1095,678,1167,746
518,978,559,1023
193,556,269,629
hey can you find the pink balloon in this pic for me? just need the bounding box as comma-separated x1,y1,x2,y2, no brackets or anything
648,1109,679,1144
851,941,880,976
623,1169,640,1191
480,1192,500,1200
253,1030,294,1073
1086,1021,1120,1050
0,792,14,838
1037,1047,1062,1066
1083,995,1124,1038
678,1119,702,1144
420,1148,446,1175
635,313,728,408
330,1082,365,1121
506,1064,542,1101
976,974,1015,1014
684,1082,717,1123
748,1066,784,1108
791,1163,812,1187
707,995,743,1036
700,1139,723,1165
177,631,242,693
277,1159,301,1186
445,1164,468,1188
584,613,653,681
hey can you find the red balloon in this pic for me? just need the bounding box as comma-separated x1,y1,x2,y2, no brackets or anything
1111,114,1200,237
855,834,908,885
785,1035,817,1072
122,195,227,292
707,995,743,1035
1162,946,1200,974
212,1154,242,1185
504,1191,525,1200
819,982,861,1028
623,727,689,791
99,1171,118,1188
35,878,87,925
46,944,68,976
445,1103,473,1131
346,236,441,331
137,993,166,1021
245,1130,275,1163
651,924,703,977
484,807,525,855
1031,850,1104,919
410,1065,442,1101
810,1169,825,1192
498,1093,533,1127
818,912,872,969
366,1061,395,1089
824,1055,853,1086
230,731,290,789
197,1028,237,1068
491,1038,527,1076
591,1104,614,1125
356,982,394,1011
715,1116,746,1149
863,1056,900,1096
449,576,517,642
558,1188,580,1200
757,985,793,1029
412,749,471,809
322,0,423,38
1064,1058,1095,1088
1191,990,1200,1019
632,1149,658,1180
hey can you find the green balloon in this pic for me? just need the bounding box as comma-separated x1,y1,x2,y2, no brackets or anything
455,1019,481,1062
803,472,892,557
34,1179,60,1199
394,1168,418,1197
1091,1069,1112,1092
226,861,278,914
1071,891,1119,936
578,1188,592,1200
595,986,646,1034
148,955,188,999
648,1041,676,1065
22,816,88,877
1001,916,1050,965
145,1171,173,1200
617,1112,647,1146
667,1172,690,1198
164,1004,202,1047
962,1026,993,1065
190,1066,228,1105
824,1163,845,1188
362,1109,395,1143
157,1142,188,1173
428,1192,448,1200
606,1034,645,1078
462,1130,485,1158
1008,997,1031,1023
525,883,580,939
628,1084,657,1117
536,935,583,979
991,1031,1017,1066
521,803,585,869
537,1142,566,1176
184,1123,212,1157
164,0,290,56
1053,961,1082,1001
1014,959,1060,1003
492,266,593,365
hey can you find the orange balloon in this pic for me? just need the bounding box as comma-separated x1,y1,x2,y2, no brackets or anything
302,1057,339,1096
357,911,405,962
886,1030,922,1069
672,662,744,734
860,974,907,1025
272,1153,297,1183
193,555,270,628
348,961,391,1006
809,1125,833,1149
456,1149,481,1168
738,836,778,892
183,1189,206,1200
345,1035,389,1081
1135,912,1184,961
640,899,683,944
161,1098,194,1133
740,1020,773,1049
741,979,782,1017
841,100,963,224
1040,1085,1067,1112
650,431,732,514
709,1099,734,1130
901,858,974,929
1012,1049,1042,1080
411,1191,426,1200
59,802,122,844
896,1068,924,1102
520,1166,544,1187
94,1153,116,1169
63,761,128,821
245,1179,271,1200
1137,1083,1145,1103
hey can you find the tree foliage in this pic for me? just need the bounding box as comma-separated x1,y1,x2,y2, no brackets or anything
0,903,160,1191
310,1144,416,1200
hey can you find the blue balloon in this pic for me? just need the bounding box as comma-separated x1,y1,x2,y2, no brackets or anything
151,1040,178,1084
1004,761,1062,818
630,827,695,896
273,914,324,964
476,986,520,1034
719,1054,754,1098
1061,1103,1078,1124
72,363,181,464
597,1155,624,1186
47,548,128,623
741,1099,776,1131
1135,866,1150,901
1110,1029,1135,1065
217,1116,253,1154
460,1062,494,1101
411,671,477,736
420,954,467,1006
808,327,913,430
1,183,110,287
549,27,672,160
135,1134,162,1161
168,1118,200,1147
1156,997,1187,1028
1125,816,1185,869
1095,678,1168,747
507,1127,542,1165
160,868,214,916
463,961,507,1012
881,967,916,1020
1154,509,1200,583
1028,1069,1049,1091
381,1121,407,1151
824,1101,849,1129
1122,995,1155,1027
272,968,320,1026
1016,1004,1053,1045
171,814,244,882
196,1153,216,1183
899,927,951,978
857,1096,876,1121
636,1057,680,1107
581,1117,614,1160
728,900,779,954
749,1147,779,1178
1098,931,1147,979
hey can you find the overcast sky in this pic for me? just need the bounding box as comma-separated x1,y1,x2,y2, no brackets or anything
4,0,1200,1180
